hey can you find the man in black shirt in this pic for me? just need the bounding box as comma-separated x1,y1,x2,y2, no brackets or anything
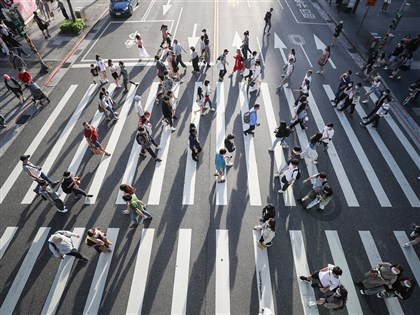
263,8,273,35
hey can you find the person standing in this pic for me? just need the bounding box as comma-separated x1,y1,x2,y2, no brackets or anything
119,61,138,93
189,124,201,162
361,76,382,103
241,31,252,59
300,264,343,293
360,98,390,129
57,0,69,20
217,49,229,80
107,59,121,87
135,33,150,62
229,49,244,77
90,64,100,84
224,134,235,166
269,121,291,151
320,123,335,151
278,158,300,193
173,39,187,69
136,126,162,162
277,58,295,88
317,46,330,74
190,46,200,72
254,218,276,249
263,8,274,35
215,149,227,183
301,133,323,165
4,74,25,103
61,171,93,199
382,0,391,12
20,154,58,194
331,21,343,46
243,104,260,136
95,55,108,83
82,122,111,156
48,230,88,262
85,227,112,254
122,194,152,228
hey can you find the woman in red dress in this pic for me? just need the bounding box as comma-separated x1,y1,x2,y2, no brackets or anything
229,49,244,77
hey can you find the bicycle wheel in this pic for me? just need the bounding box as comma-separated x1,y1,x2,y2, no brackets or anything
401,95,412,106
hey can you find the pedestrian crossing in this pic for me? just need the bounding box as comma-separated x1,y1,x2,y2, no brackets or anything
0,79,419,209
1,226,418,314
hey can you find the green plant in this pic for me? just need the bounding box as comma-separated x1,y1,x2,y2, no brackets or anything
60,18,85,34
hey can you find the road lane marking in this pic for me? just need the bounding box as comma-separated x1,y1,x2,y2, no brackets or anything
41,228,85,315
256,36,265,67
239,83,262,206
171,229,192,314
274,33,288,64
215,82,227,205
0,227,18,259
323,85,391,207
260,83,295,206
0,227,51,315
394,231,420,284
182,82,201,205
359,231,404,314
126,228,155,314
325,230,363,314
83,228,119,315
21,85,96,204
0,86,77,204
216,229,230,315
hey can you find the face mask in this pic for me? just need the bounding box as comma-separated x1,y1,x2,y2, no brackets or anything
391,267,399,275
403,280,411,288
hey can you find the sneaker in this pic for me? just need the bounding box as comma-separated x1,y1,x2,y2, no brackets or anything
210,108,215,112
312,160,318,164
274,173,280,178
139,153,147,158
396,76,402,80
170,127,176,131
360,122,366,127
57,207,68,213
122,210,129,215
277,190,284,194
360,290,366,295
106,118,111,121
51,181,59,188
268,148,274,152
377,293,383,298
403,243,411,248
370,125,377,129
389,75,394,79
300,276,310,283
282,144,289,149
383,66,389,70
144,216,153,221
86,194,93,198
155,158,162,162
316,71,321,74
243,131,247,136
296,198,303,204
81,258,89,262
226,163,233,167
156,146,161,150
362,116,368,120
105,152,111,156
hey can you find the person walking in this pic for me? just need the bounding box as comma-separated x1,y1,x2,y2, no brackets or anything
317,46,330,74
249,60,262,95
122,194,152,227
17,67,33,84
9,51,27,69
82,122,111,156
389,53,413,80
189,124,201,162
136,126,162,162
85,227,112,254
269,121,291,150
4,74,25,103
402,223,420,248
338,82,362,115
278,158,300,193
310,285,348,310
364,53,386,81
161,94,176,131
300,264,343,293
381,0,391,12
243,51,257,81
229,49,244,77
154,55,167,82
241,31,252,59
95,54,108,83
362,89,390,120
361,76,382,103
243,104,260,136
20,154,59,194
356,51,378,76
263,8,274,35
61,171,93,199
360,98,390,129
217,49,229,81
120,184,137,214
57,0,69,20
306,186,333,210
297,172,328,205
36,0,49,21
357,263,403,296
202,39,211,71
224,134,235,166
289,96,309,131
202,80,215,112
190,46,200,72
119,61,138,93
330,70,352,104
159,24,171,48
301,133,323,165
107,59,121,87
90,64,101,84
99,90,118,121
320,123,335,151
173,39,187,69
377,277,416,300
254,218,276,249
135,33,150,62
39,180,68,213
215,149,227,183
278,58,295,88
138,110,160,148
331,21,343,46
48,230,88,262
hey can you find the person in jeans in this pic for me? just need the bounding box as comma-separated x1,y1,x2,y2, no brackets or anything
48,230,88,262
173,39,187,69
218,49,229,80
61,171,93,199
215,149,227,183
136,126,162,162
278,158,299,193
243,104,260,136
21,154,59,194
263,8,273,35
122,194,152,228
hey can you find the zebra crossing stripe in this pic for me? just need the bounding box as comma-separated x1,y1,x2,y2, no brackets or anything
323,85,391,207
41,228,85,315
252,230,275,314
0,226,18,260
215,82,227,206
216,229,230,315
394,231,420,284
147,87,180,205
289,230,319,315
83,228,119,314
56,84,117,197
85,85,137,204
0,227,51,315
367,90,420,169
171,229,192,314
260,83,296,206
354,106,420,208
116,82,160,205
182,82,202,205
325,230,363,314
239,83,262,206
359,231,404,314
126,228,155,314
306,91,359,207
21,85,96,204
0,86,77,204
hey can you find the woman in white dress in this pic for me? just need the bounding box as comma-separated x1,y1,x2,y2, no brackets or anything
135,34,150,62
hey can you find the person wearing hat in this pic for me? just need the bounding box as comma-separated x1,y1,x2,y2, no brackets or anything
21,154,59,194
4,74,25,104
61,171,93,199
320,123,335,151
300,264,343,293
48,230,88,262
217,49,229,81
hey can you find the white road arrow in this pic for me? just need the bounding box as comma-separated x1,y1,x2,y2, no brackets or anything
313,34,336,69
232,31,242,49
187,23,200,49
274,32,287,64
163,0,172,16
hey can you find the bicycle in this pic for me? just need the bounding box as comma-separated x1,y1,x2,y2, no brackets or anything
401,87,419,106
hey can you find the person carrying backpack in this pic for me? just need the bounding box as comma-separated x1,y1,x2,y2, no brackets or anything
61,171,93,199
259,204,276,223
136,126,162,162
39,180,68,213
269,121,290,151
243,104,260,136
297,172,328,206
278,158,300,193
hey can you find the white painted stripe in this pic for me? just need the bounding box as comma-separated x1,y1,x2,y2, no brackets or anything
324,230,363,314
0,227,51,315
126,228,155,315
394,231,420,284
289,230,319,315
182,83,202,205
323,85,391,207
215,229,230,315
215,82,227,205
0,86,77,204
252,230,275,314
239,83,262,206
72,61,195,68
86,85,137,204
171,229,192,314
147,87,180,205
83,228,119,315
355,106,420,207
41,228,85,315
0,227,18,260
260,83,295,206
56,84,116,197
368,90,420,169
116,82,160,204
21,85,96,204
306,92,359,207
359,231,404,314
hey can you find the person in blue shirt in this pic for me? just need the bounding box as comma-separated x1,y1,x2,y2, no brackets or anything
215,149,227,183
243,104,260,136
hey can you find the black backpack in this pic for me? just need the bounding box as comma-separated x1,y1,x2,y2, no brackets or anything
261,204,275,222
293,168,301,180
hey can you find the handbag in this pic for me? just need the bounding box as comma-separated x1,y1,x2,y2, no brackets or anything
98,104,105,113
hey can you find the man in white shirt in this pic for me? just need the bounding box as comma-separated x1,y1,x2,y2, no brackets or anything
278,158,299,193
300,264,343,293
360,98,390,129
21,154,59,194
320,123,334,151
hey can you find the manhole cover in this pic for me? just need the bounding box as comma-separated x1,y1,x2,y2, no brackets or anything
16,114,30,125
